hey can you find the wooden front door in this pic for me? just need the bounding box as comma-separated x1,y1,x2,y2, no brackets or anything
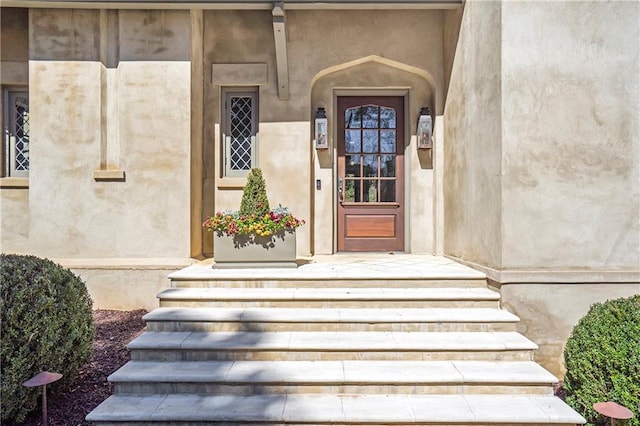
337,96,405,252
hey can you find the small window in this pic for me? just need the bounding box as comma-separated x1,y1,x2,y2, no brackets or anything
223,88,258,177
3,88,30,178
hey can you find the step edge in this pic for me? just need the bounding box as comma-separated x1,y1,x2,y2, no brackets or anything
85,394,585,424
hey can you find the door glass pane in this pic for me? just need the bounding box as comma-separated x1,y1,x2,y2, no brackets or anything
363,179,378,202
363,130,378,153
380,107,396,129
345,107,361,129
363,155,378,177
340,99,401,206
345,130,361,153
362,105,379,128
380,155,395,177
380,130,396,153
345,155,361,177
380,180,395,202
344,179,360,202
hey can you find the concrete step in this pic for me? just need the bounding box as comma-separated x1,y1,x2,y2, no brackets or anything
171,278,489,288
109,360,557,395
86,258,586,425
144,306,520,332
128,331,537,362
168,261,488,290
86,393,586,425
157,287,501,308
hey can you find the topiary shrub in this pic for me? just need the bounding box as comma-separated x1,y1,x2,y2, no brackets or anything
0,254,94,423
239,168,270,218
564,294,639,426
203,167,304,240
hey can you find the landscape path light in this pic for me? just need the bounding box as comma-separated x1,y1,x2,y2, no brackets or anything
593,401,634,426
23,371,63,426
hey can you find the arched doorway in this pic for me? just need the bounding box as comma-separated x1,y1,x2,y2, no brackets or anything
310,57,437,254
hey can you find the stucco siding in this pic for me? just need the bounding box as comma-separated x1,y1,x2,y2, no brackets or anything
444,1,639,274
119,10,191,61
287,9,445,114
1,8,29,63
1,189,30,253
116,61,191,257
27,60,190,258
443,0,503,269
30,9,101,61
29,61,102,257
500,0,640,271
501,282,640,378
21,8,192,261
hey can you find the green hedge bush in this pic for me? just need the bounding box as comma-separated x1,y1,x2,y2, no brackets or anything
0,254,94,423
564,294,639,426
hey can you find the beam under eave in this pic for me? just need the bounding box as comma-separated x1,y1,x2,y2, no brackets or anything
0,0,462,10
272,1,289,100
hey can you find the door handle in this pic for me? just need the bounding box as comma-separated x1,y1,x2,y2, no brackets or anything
338,177,343,202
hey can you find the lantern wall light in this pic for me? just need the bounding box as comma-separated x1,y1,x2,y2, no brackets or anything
315,107,328,149
416,107,433,150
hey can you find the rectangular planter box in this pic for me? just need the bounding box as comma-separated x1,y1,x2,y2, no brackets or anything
213,230,297,269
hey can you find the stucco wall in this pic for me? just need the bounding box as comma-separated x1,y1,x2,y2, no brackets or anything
288,10,445,116
1,8,29,63
67,263,184,311
501,282,640,378
26,9,191,260
445,1,639,274
442,6,464,100
443,0,503,268
30,8,100,61
119,10,191,62
0,9,194,307
501,0,640,271
1,189,30,253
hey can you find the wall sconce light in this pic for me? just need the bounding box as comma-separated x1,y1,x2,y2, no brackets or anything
416,107,433,149
315,107,328,149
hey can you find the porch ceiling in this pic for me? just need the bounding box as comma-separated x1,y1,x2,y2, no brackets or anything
1,0,462,10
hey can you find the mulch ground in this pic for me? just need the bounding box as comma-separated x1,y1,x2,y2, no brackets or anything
14,309,148,426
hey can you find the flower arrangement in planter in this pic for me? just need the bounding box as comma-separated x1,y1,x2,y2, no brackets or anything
203,168,304,268
203,206,304,242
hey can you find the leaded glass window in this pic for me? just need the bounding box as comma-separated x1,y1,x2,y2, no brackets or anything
3,89,30,177
223,89,258,177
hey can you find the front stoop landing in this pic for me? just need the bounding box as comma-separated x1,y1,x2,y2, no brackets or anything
87,257,586,425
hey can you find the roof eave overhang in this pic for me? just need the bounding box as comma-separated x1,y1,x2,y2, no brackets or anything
0,0,462,9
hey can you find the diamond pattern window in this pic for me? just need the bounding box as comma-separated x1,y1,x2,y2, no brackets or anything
3,89,30,178
223,89,258,177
